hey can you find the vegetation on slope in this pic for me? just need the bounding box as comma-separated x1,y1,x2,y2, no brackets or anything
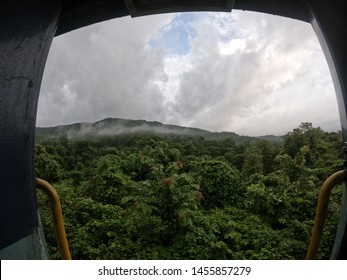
35,122,343,259
35,117,282,144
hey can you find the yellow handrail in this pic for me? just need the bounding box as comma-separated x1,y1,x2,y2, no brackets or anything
306,170,346,260
36,178,72,260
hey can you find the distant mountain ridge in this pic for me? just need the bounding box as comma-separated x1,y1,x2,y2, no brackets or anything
35,117,283,144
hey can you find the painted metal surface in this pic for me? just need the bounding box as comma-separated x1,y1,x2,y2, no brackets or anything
306,170,347,259
307,0,347,259
1,0,347,259
0,0,62,256
124,0,234,17
36,178,71,260
56,0,129,36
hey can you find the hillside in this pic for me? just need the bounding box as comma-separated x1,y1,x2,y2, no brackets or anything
35,117,283,144
35,122,343,260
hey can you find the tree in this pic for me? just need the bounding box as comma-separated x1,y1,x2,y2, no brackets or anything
242,147,263,176
35,144,62,182
36,126,343,260
86,155,130,205
256,140,277,175
191,159,243,209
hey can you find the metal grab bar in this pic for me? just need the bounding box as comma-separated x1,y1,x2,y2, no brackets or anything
36,178,72,260
306,170,346,260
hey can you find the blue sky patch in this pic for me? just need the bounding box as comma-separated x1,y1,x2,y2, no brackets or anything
149,13,199,55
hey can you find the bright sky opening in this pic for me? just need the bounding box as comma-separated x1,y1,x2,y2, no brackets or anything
37,10,340,136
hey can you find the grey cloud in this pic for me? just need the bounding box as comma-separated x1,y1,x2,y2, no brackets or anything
165,12,339,135
37,11,339,136
38,14,174,127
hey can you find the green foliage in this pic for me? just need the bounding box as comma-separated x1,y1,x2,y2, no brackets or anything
35,123,344,260
35,144,62,182
86,155,130,205
242,147,263,176
191,159,243,209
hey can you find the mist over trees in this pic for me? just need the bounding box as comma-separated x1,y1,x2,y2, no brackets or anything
35,122,344,259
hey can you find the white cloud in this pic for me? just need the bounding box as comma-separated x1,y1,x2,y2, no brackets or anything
39,14,175,126
219,38,247,55
37,10,340,136
164,11,339,135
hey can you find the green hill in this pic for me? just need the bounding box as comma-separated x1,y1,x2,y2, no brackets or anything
35,117,283,144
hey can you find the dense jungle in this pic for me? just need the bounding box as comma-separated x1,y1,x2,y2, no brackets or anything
35,122,344,259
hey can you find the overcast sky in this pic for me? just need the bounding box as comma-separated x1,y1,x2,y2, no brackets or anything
37,10,341,136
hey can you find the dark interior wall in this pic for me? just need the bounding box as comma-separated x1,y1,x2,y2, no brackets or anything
0,0,62,250
307,0,347,259
56,0,129,36
55,0,311,36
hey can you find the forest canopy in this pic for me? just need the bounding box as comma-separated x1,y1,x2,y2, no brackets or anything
35,122,344,259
